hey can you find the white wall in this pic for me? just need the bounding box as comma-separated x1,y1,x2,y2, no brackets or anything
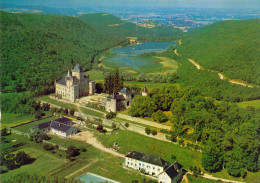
125,157,163,176
158,172,171,183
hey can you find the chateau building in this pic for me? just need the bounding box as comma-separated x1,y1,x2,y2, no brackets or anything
102,87,148,112
55,64,95,102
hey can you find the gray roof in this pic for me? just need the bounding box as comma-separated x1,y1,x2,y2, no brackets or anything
119,87,130,95
54,117,72,124
72,64,82,72
126,151,170,167
37,121,51,130
57,77,66,85
37,118,73,132
159,161,183,180
50,121,71,132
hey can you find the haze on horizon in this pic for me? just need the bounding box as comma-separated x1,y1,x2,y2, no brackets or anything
3,0,260,10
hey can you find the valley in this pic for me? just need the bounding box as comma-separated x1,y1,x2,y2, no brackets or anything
1,4,259,183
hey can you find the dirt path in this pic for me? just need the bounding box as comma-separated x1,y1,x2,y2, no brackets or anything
202,173,245,183
117,113,171,130
187,58,254,88
70,131,125,158
174,49,180,56
65,159,98,179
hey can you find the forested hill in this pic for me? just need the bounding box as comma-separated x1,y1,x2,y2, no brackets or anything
1,11,126,95
177,19,260,85
77,13,183,41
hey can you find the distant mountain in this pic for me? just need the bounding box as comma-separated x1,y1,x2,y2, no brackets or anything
1,11,125,95
177,19,260,85
77,13,183,41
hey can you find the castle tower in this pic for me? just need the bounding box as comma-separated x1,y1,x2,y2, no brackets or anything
110,92,117,112
142,86,148,97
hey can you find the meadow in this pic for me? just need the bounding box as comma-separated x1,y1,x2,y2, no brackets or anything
95,129,202,169
1,113,35,129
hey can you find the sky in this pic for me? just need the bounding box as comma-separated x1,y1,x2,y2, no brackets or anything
2,0,260,10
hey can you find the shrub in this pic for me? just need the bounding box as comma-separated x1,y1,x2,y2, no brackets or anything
151,130,157,136
112,122,117,129
145,127,151,135
43,144,55,151
124,122,129,128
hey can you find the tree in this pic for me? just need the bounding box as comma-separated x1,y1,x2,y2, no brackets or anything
145,127,151,135
170,134,177,142
151,130,157,136
1,127,8,136
15,151,31,166
124,122,129,128
152,110,167,123
202,145,223,173
66,146,80,158
129,96,157,117
70,108,75,116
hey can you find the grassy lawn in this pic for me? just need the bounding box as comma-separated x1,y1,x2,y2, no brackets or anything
237,100,260,109
85,69,104,82
124,81,180,91
95,129,202,169
1,113,35,129
13,116,57,133
38,95,105,118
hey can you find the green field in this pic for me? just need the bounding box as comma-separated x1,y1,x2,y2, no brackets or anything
95,129,202,169
85,69,104,82
237,100,260,109
1,113,35,129
13,116,57,133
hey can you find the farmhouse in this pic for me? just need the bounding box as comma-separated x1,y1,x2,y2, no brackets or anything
125,151,183,183
55,64,95,102
36,117,77,138
103,87,148,112
125,151,170,176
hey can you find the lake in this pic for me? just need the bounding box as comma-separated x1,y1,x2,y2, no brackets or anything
102,42,176,73
111,42,175,55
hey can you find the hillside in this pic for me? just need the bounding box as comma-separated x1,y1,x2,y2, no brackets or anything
77,13,183,41
177,19,260,85
1,11,126,95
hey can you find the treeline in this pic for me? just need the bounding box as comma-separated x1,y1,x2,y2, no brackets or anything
177,19,260,85
129,86,259,177
77,13,183,42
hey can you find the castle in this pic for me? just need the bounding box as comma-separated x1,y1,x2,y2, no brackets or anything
103,87,148,112
55,64,95,102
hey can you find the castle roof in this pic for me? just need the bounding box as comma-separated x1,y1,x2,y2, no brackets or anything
57,77,66,85
72,64,82,72
119,87,130,95
126,151,170,167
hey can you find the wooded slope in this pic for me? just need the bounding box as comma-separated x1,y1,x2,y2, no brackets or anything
177,19,260,85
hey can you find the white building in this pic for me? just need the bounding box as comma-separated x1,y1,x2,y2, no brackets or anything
36,117,77,138
125,151,170,176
